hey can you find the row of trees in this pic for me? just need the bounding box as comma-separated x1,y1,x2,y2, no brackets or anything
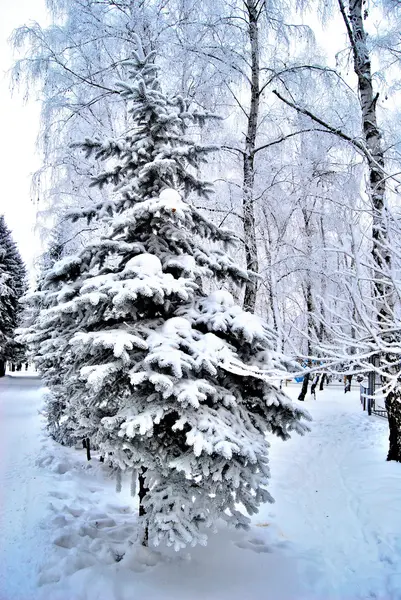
0,216,26,376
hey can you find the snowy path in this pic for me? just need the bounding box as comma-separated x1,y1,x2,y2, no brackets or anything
2,378,401,599
265,386,401,599
0,376,50,600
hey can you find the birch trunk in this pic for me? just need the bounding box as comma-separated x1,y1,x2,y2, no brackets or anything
298,207,315,402
138,467,149,546
343,0,392,318
339,0,401,461
262,218,279,333
242,0,260,313
318,215,327,345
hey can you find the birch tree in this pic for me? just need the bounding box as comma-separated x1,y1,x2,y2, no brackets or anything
272,0,401,460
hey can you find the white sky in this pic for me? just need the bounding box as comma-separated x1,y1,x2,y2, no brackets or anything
0,0,47,272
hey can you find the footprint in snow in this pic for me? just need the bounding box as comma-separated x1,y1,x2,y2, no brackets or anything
50,515,70,528
105,503,133,514
53,532,82,549
48,490,70,500
89,517,117,529
63,505,85,518
234,538,272,553
51,461,70,475
120,546,162,571
36,455,54,468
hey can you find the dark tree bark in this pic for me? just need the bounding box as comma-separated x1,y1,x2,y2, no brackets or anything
0,361,5,377
386,393,401,462
298,372,310,401
319,373,327,391
138,467,149,546
83,438,91,460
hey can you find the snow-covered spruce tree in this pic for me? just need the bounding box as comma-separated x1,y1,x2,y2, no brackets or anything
0,216,26,376
20,227,82,444
27,40,310,549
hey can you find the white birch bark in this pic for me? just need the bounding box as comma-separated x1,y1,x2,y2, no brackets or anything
242,0,260,313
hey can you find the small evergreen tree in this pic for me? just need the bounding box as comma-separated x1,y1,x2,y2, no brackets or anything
21,229,77,442
0,216,27,376
24,39,310,549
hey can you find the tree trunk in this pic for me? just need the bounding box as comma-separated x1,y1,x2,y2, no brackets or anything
301,205,316,375
0,361,5,377
242,0,260,313
266,249,278,332
386,393,401,462
319,373,327,391
340,0,392,319
85,438,91,461
298,372,310,401
138,467,149,546
311,375,320,397
339,0,398,460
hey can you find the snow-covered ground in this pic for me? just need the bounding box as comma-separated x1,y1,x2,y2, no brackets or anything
0,376,51,599
1,377,401,599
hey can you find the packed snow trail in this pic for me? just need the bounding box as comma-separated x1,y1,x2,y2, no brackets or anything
0,375,49,600
265,385,401,599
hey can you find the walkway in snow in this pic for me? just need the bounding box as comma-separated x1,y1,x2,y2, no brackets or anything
0,376,50,600
266,385,401,599
1,377,401,599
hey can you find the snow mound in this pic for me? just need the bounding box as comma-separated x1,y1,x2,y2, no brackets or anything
197,291,269,347
159,188,181,205
206,290,235,308
166,254,197,275
49,255,82,278
163,316,192,335
124,253,162,275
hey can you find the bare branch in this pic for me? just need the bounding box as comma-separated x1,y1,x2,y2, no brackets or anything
272,89,370,159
